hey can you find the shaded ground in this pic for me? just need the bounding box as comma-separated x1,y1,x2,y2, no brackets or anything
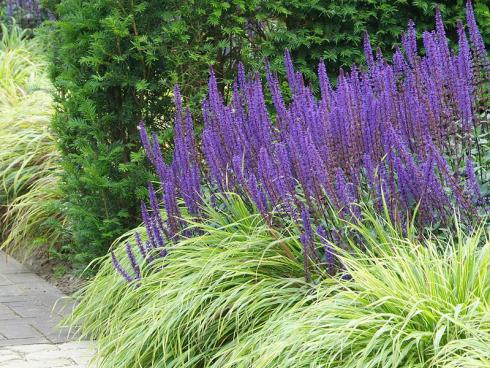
18,248,86,295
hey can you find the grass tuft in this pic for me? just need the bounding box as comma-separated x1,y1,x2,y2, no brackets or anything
217,217,490,367
68,194,310,367
70,201,490,367
0,22,65,255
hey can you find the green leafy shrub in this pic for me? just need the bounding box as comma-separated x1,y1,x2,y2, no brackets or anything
43,0,293,265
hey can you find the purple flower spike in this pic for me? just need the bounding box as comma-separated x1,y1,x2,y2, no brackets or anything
138,121,155,164
363,31,375,71
118,7,489,283
148,183,165,233
466,0,489,74
465,158,482,202
111,252,133,283
301,206,313,241
134,232,147,260
125,242,141,280
402,19,417,65
247,174,268,218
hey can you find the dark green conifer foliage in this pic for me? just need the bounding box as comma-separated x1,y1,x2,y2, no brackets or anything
266,0,489,82
43,0,282,265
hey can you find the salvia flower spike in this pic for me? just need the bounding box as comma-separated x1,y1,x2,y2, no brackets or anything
113,2,488,282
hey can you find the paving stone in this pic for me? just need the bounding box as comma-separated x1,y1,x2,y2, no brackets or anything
0,251,75,346
0,321,43,339
58,342,93,350
0,256,29,275
0,337,50,347
32,323,73,344
0,262,27,275
16,284,62,298
0,276,12,287
3,273,45,284
60,349,94,360
7,343,59,353
0,353,21,364
1,358,75,368
22,315,64,326
0,252,96,365
0,358,28,368
0,295,29,303
5,302,52,319
26,349,77,361
52,299,77,316
71,355,93,366
26,293,74,315
0,342,96,367
0,285,24,297
0,305,18,321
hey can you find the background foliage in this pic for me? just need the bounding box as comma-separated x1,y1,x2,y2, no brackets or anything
267,0,490,81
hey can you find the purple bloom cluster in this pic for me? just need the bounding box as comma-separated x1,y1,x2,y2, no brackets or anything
113,2,488,281
5,0,42,25
112,88,201,283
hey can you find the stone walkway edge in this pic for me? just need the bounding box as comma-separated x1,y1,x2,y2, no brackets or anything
0,251,95,367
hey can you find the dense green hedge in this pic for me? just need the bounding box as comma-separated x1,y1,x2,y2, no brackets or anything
43,0,287,265
268,0,490,82
43,0,489,266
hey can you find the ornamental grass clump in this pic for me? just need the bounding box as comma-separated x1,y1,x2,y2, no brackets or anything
212,217,490,367
0,22,65,254
69,194,310,368
113,1,488,282
71,202,490,367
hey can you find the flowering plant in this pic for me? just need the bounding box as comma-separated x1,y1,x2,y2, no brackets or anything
113,1,489,282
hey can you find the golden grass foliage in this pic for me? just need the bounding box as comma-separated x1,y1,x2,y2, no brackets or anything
0,23,65,254
69,197,490,367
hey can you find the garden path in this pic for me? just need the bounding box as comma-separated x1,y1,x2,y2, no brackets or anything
0,251,95,367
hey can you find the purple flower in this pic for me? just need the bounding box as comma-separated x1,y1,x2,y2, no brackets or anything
247,174,268,218
125,242,141,280
111,252,133,283
113,5,488,281
466,158,482,202
402,19,417,65
466,0,489,76
111,243,142,284
134,232,147,260
363,32,375,71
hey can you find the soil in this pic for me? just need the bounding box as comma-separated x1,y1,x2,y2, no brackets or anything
9,247,86,295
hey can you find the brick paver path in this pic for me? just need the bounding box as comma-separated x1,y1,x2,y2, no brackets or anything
0,251,95,367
